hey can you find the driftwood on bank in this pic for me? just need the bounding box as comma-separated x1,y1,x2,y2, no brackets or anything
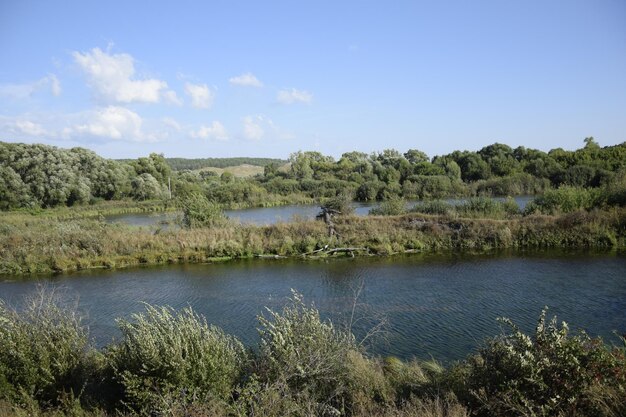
254,254,287,259
301,246,369,258
325,247,368,255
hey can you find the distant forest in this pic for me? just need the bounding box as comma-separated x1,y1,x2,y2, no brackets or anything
116,157,288,170
1,138,625,210
164,157,287,170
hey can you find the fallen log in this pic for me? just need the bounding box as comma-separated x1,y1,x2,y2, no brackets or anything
326,247,368,255
254,254,287,259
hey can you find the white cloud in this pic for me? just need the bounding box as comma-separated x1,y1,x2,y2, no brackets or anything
242,115,264,140
163,90,183,106
229,72,263,87
191,121,228,141
240,115,295,141
276,88,313,104
48,74,61,96
13,120,49,136
184,82,214,109
162,117,182,131
0,74,61,99
66,106,154,142
73,47,172,104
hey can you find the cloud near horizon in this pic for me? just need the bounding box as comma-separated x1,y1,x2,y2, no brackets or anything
63,106,156,142
190,121,229,141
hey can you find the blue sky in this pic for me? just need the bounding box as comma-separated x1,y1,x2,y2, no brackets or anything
1,0,625,159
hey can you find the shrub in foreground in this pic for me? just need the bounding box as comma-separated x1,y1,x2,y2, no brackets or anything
0,291,89,407
107,304,246,414
256,290,370,414
455,308,626,417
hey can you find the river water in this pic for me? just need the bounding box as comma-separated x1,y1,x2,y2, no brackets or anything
1,250,624,363
105,196,535,227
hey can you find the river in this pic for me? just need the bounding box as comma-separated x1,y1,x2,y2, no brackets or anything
105,195,536,227
1,250,624,363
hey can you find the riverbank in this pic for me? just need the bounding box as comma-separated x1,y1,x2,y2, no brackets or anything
1,207,624,276
0,290,624,417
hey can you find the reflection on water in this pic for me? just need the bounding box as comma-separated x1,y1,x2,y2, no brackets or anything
1,250,624,362
106,196,536,227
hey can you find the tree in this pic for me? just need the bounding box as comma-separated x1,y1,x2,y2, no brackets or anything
403,149,429,164
130,173,163,200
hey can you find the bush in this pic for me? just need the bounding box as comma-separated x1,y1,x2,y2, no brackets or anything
456,197,512,218
410,200,454,216
256,291,356,413
369,198,407,216
321,193,355,216
177,192,228,228
0,290,89,407
524,186,596,215
107,304,246,414
455,309,626,417
472,173,549,196
402,175,454,199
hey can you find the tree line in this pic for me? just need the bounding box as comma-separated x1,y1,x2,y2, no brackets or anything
162,157,287,170
1,138,624,210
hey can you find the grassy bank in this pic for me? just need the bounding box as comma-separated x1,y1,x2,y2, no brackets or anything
0,291,624,417
1,207,624,275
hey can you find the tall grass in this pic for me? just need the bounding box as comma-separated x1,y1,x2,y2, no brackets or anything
1,206,625,275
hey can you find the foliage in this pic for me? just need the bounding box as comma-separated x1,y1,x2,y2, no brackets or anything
454,309,626,416
1,291,625,417
456,197,519,219
410,200,454,216
129,173,164,201
3,139,626,212
177,192,228,228
164,157,286,171
321,193,356,215
107,304,246,414
257,290,357,412
0,290,90,407
1,206,625,274
369,197,407,216
524,187,596,215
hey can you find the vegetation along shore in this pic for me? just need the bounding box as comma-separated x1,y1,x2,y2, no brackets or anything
1,138,625,276
0,290,624,417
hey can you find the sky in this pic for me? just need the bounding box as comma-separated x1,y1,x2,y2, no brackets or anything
1,0,625,159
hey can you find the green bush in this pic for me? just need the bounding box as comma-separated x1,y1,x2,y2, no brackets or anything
410,200,454,216
321,193,355,216
455,309,626,417
0,291,89,407
524,186,596,215
107,304,246,414
369,198,407,216
256,291,356,412
457,197,508,218
177,192,228,228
